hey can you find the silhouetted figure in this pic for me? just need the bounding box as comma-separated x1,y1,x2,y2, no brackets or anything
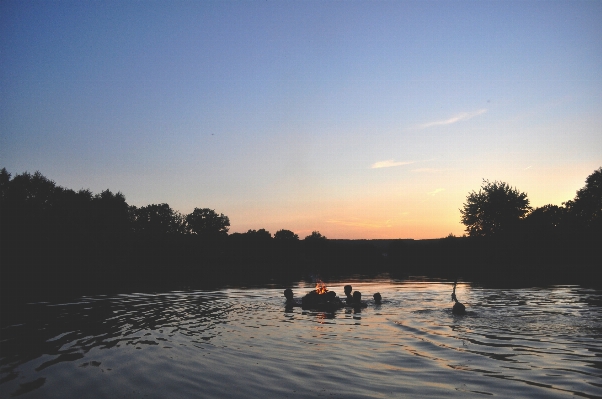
352,291,367,308
283,288,301,308
451,281,466,315
373,292,382,305
344,285,353,305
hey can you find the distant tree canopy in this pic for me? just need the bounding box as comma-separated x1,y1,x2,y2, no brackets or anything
460,180,531,237
523,204,564,232
0,168,234,241
185,207,230,237
0,169,130,238
274,229,299,240
245,228,272,240
304,231,327,241
131,203,186,235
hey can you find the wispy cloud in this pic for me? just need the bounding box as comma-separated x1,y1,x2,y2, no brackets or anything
418,109,487,129
428,188,445,196
371,160,414,169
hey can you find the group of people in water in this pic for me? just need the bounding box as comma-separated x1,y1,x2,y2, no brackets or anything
284,281,466,315
283,284,382,311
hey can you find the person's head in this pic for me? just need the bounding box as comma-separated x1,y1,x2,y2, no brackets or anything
373,292,382,304
344,285,352,296
284,288,294,300
326,291,336,300
353,291,362,302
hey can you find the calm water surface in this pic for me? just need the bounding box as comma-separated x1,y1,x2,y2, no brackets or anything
1,279,602,398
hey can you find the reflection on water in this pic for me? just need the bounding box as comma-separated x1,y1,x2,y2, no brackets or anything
1,280,601,398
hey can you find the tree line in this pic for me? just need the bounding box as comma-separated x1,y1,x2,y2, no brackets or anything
460,169,601,238
0,168,384,300
388,167,601,284
1,167,600,301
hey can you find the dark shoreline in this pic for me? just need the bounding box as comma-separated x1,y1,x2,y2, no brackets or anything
2,236,599,305
2,167,600,306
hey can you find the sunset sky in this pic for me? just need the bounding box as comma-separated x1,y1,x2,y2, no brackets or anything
1,1,601,239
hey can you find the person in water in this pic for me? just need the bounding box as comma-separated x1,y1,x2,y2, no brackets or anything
283,288,301,307
373,292,382,305
451,281,466,315
351,291,368,308
344,285,353,305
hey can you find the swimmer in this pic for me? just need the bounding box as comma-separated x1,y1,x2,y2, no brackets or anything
283,288,301,307
451,281,466,315
344,285,353,305
352,291,368,308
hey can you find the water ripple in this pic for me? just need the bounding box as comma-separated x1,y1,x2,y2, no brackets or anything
1,281,601,398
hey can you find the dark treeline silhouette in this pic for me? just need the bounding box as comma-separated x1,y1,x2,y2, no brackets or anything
389,168,601,285
1,167,600,304
0,169,386,303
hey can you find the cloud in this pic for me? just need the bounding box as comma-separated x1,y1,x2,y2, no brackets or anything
428,188,445,196
418,109,487,129
371,160,414,169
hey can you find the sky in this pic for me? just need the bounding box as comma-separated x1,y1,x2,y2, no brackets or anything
1,1,601,239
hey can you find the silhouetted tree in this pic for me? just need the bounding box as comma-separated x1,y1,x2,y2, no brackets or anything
460,180,531,237
524,204,564,233
131,203,186,235
1,171,61,241
92,189,130,236
245,228,272,240
0,168,13,231
564,167,602,231
8,171,58,213
304,231,327,241
302,231,329,265
185,208,230,237
272,229,301,263
0,167,10,201
274,229,299,240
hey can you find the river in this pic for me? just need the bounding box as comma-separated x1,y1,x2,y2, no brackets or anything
1,278,601,398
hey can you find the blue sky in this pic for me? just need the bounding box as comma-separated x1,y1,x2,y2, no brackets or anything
2,1,601,238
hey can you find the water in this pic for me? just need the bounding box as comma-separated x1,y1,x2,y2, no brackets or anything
1,278,602,398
